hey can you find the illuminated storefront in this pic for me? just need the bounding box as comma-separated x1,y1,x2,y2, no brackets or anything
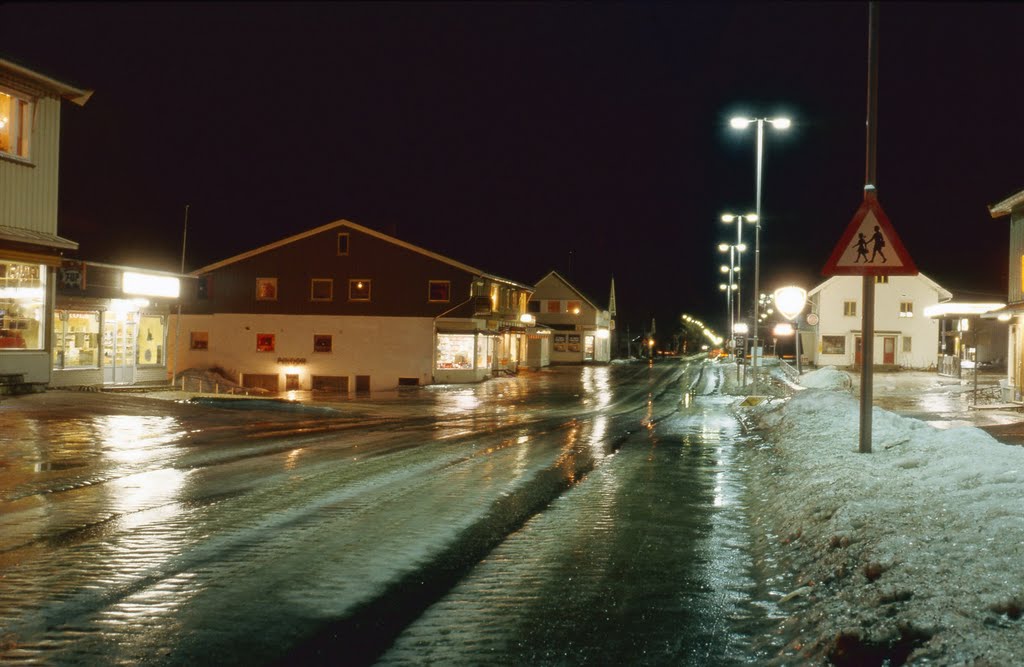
0,260,46,350
434,330,497,384
51,260,181,387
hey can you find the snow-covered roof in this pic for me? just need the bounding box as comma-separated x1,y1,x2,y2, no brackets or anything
808,272,952,302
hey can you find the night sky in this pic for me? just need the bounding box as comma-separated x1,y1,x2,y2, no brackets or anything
4,2,1022,340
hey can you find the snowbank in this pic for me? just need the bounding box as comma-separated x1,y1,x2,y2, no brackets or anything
745,384,1024,664
798,366,853,391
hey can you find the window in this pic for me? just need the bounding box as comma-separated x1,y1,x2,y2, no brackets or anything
546,300,561,313
256,277,277,301
349,279,371,301
436,333,475,369
311,278,333,301
52,310,100,369
256,333,276,352
875,275,889,284
337,233,350,256
137,314,166,365
190,331,209,350
899,301,914,318
197,275,212,300
0,261,46,350
428,280,451,303
822,335,846,355
903,336,912,353
313,334,332,352
528,300,541,313
0,90,32,159
567,301,582,315
843,301,857,317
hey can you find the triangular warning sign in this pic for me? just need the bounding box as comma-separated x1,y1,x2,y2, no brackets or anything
822,189,917,276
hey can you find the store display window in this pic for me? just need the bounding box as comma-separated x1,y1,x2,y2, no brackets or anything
52,310,100,368
436,333,475,370
137,314,166,365
0,261,46,350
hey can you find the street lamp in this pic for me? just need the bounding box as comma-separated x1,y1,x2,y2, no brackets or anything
718,242,744,355
730,115,791,393
774,285,807,374
720,213,757,326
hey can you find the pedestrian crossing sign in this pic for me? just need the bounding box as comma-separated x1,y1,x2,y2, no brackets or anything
822,189,917,276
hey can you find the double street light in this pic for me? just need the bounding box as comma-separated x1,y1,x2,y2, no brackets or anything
729,115,791,393
718,241,745,352
720,213,757,335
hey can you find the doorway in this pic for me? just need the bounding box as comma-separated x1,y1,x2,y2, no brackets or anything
102,312,137,384
883,336,896,365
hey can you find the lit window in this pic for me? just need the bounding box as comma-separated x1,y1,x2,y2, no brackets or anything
0,261,46,350
567,301,582,315
313,334,332,353
428,280,451,303
349,279,371,301
899,301,913,318
337,233,350,256
546,300,561,313
52,310,100,369
874,275,889,284
436,333,475,370
190,331,209,350
256,333,275,352
311,278,333,302
843,301,857,317
256,277,277,301
0,90,32,159
137,315,166,365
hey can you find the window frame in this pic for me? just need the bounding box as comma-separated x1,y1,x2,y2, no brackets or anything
256,333,276,352
190,331,209,350
546,300,561,314
902,336,912,353
313,334,332,353
0,88,33,160
843,301,857,317
337,233,350,256
899,301,914,318
348,278,372,302
256,277,278,301
310,278,334,302
821,335,846,355
427,280,451,303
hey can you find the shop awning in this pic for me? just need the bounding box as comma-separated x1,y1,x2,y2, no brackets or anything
0,226,78,267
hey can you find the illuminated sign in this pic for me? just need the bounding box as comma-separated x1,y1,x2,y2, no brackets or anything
122,271,180,298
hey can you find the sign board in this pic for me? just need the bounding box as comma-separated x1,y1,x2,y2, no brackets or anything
822,189,917,276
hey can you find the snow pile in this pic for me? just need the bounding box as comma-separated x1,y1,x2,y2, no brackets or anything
746,387,1024,664
797,366,853,391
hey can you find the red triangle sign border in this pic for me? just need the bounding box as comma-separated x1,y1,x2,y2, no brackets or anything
822,190,918,276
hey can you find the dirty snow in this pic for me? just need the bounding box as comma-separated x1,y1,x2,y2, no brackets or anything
739,365,1024,664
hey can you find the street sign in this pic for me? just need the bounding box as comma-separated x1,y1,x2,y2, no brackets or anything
822,189,917,276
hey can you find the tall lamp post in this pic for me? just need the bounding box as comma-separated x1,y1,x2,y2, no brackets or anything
720,213,757,329
730,116,791,395
718,242,742,353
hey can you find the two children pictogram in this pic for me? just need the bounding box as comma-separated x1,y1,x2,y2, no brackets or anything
853,225,886,263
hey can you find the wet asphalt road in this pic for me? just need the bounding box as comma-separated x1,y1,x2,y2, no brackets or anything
0,360,780,665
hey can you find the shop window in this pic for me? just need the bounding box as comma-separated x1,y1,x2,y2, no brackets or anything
528,300,541,313
843,301,857,317
349,279,371,301
428,280,451,303
567,301,582,315
311,278,333,302
52,310,100,369
256,333,276,352
285,374,300,390
337,233,350,256
256,277,277,301
436,333,475,369
137,314,166,365
0,261,46,350
313,334,332,353
822,335,846,355
0,91,32,159
546,300,561,313
190,331,209,350
899,301,914,318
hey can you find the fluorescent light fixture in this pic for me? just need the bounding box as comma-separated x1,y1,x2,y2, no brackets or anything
922,303,1005,318
596,329,610,339
123,272,180,298
733,322,749,334
519,313,535,324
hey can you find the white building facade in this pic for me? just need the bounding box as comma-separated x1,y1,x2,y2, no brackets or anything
529,271,611,364
808,273,951,370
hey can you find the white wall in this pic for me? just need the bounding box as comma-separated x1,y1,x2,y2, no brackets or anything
170,313,436,391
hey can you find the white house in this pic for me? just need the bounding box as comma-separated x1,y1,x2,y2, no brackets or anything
808,273,952,370
0,58,91,390
529,271,611,364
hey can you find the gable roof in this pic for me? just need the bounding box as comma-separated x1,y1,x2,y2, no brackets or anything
808,272,952,301
0,57,92,106
989,188,1024,218
192,218,532,290
534,270,603,312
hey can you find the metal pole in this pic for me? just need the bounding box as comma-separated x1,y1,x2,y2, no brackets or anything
752,119,764,395
860,1,880,454
173,204,189,387
796,323,802,374
736,219,743,330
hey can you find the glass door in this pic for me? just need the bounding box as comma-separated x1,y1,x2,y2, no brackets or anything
102,312,137,384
